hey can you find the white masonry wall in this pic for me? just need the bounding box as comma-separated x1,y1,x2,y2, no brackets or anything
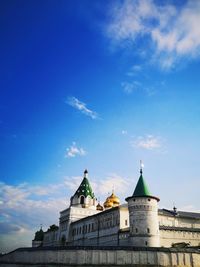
127,196,160,247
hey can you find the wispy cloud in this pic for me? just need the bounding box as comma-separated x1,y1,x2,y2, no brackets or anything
107,0,200,69
131,135,162,150
67,96,99,119
92,173,130,197
65,142,86,158
64,173,131,199
127,65,142,76
121,80,141,94
64,176,83,191
122,130,128,135
0,181,68,253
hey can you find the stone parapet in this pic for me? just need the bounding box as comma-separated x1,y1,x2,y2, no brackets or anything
0,246,200,267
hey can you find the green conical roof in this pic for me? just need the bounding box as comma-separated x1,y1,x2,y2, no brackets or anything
74,170,94,198
133,171,151,197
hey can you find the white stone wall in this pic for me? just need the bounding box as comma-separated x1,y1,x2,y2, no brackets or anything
159,213,200,228
59,206,100,243
1,248,200,267
43,230,59,246
127,197,160,247
160,229,200,247
69,207,120,246
31,240,42,247
119,205,129,229
68,206,130,246
158,213,200,247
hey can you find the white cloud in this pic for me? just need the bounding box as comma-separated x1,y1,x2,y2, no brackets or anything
65,142,86,158
131,135,161,150
92,173,130,197
64,172,131,201
121,80,141,94
0,181,68,253
127,65,142,76
64,176,83,191
122,130,128,135
107,0,200,69
67,96,99,119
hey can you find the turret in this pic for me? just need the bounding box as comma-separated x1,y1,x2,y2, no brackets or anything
126,164,160,247
59,170,99,244
70,169,97,209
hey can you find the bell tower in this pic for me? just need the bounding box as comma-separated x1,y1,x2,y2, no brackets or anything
126,163,160,247
70,169,97,209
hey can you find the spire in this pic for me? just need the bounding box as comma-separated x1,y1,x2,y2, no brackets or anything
84,169,88,178
140,159,144,174
126,162,160,202
133,168,151,197
74,169,94,198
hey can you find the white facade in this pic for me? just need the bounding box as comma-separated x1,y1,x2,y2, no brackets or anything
40,169,200,248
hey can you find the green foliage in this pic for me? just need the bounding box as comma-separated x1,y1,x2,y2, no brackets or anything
33,229,44,241
47,224,59,232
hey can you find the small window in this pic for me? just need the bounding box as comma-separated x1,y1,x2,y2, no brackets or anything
147,228,150,233
145,241,148,246
148,198,151,201
136,228,138,233
133,198,136,202
125,219,128,226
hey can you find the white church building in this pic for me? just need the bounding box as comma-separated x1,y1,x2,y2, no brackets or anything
33,168,200,248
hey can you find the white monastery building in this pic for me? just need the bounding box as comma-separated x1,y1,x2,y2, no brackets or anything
33,167,200,248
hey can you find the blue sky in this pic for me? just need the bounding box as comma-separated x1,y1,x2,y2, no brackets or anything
1,0,200,252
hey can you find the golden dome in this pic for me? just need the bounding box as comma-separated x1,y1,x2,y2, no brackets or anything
96,203,103,211
103,192,120,209
103,198,113,209
108,193,120,205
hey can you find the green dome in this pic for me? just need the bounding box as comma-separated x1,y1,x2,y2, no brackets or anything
74,172,94,198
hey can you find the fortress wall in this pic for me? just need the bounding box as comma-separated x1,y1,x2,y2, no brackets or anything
160,229,200,247
0,247,200,267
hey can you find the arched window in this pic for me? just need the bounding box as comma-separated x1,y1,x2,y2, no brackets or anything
80,196,85,204
147,228,150,233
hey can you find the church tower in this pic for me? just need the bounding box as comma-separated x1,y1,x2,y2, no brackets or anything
59,170,99,244
70,169,97,209
126,164,160,247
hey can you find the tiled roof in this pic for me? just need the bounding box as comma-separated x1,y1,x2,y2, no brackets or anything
74,177,94,198
133,173,151,197
159,209,200,219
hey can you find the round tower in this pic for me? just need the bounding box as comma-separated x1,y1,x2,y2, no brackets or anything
126,165,160,247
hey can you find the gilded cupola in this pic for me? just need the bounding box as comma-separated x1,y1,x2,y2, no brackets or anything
103,191,120,209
